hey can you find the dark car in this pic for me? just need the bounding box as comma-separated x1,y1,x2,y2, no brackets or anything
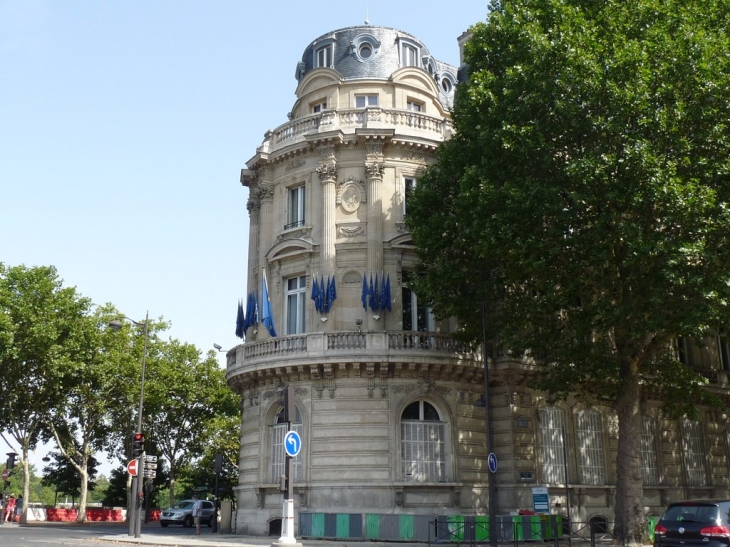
159,499,215,528
654,500,730,547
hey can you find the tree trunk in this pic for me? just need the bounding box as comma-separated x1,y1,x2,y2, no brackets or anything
613,365,645,546
76,468,88,523
169,476,176,508
20,453,30,525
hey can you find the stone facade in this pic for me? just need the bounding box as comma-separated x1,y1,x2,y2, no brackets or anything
228,24,730,537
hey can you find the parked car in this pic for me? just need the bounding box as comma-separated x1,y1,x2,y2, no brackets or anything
654,500,730,547
159,499,215,528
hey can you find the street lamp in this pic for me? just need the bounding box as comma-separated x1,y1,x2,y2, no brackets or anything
474,302,497,547
109,311,149,539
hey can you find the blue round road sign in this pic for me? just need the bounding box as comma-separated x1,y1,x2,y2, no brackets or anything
284,430,302,458
488,452,498,473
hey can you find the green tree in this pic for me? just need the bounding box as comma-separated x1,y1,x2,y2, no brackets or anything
0,264,89,522
143,341,238,506
408,1,730,544
40,451,99,507
45,304,135,522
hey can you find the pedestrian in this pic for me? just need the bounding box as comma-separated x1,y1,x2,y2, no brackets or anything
4,494,15,522
14,495,22,522
191,494,202,536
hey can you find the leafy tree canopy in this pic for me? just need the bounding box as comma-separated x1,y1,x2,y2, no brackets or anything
408,0,730,543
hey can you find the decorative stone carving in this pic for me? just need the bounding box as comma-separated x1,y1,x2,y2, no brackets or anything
257,183,275,200
342,270,362,285
285,158,305,172
365,161,385,180
395,488,404,507
246,197,260,213
338,224,365,238
367,142,384,156
316,164,338,182
336,177,366,212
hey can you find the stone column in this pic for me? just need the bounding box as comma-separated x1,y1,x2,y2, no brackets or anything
316,145,337,331
246,192,261,300
365,143,385,331
257,171,275,340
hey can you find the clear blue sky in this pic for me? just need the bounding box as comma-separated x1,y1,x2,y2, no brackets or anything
1,1,488,474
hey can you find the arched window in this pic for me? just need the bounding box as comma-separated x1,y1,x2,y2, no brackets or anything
401,400,445,482
270,406,303,483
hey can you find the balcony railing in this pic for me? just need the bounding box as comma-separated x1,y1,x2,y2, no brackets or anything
270,108,452,148
227,331,480,377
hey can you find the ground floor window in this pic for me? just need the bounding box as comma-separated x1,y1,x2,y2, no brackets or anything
539,407,567,484
271,407,303,483
401,400,445,482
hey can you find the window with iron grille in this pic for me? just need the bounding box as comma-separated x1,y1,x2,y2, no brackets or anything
642,417,660,486
286,185,305,230
401,400,445,482
682,418,707,486
576,410,605,485
539,407,566,484
271,407,303,483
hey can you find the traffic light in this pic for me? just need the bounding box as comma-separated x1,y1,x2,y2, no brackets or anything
6,453,18,470
132,433,145,458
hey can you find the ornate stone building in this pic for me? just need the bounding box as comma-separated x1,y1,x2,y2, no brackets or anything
227,23,730,538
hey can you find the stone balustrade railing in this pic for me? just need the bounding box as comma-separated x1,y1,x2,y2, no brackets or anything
270,108,452,148
226,330,480,377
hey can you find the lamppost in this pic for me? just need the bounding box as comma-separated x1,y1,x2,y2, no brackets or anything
474,302,497,547
109,311,149,539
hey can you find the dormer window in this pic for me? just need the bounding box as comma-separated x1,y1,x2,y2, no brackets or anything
315,43,333,69
439,73,456,95
351,33,381,63
398,38,421,68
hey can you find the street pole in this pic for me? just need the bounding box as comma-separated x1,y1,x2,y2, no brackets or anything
481,302,498,547
111,311,149,539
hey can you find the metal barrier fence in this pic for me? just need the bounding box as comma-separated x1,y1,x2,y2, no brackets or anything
428,518,626,547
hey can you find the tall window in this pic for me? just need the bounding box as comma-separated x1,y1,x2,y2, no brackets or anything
271,406,303,483
539,407,567,484
402,272,434,332
718,330,730,371
404,177,417,216
682,418,707,486
286,185,305,229
642,417,660,486
576,410,605,485
355,94,378,108
676,337,688,365
401,43,418,67
316,44,332,68
401,400,445,482
312,101,327,114
407,100,422,112
286,276,306,335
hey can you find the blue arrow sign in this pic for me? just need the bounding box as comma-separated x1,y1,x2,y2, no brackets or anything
488,452,498,473
284,430,302,458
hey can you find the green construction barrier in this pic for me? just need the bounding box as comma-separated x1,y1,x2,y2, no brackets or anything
648,516,660,542
310,513,325,537
475,516,490,542
365,514,380,539
400,514,415,540
336,514,350,539
448,515,465,542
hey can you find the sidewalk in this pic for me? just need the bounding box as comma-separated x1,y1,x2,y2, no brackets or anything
96,532,420,547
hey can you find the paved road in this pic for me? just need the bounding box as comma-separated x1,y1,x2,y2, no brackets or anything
0,521,262,547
